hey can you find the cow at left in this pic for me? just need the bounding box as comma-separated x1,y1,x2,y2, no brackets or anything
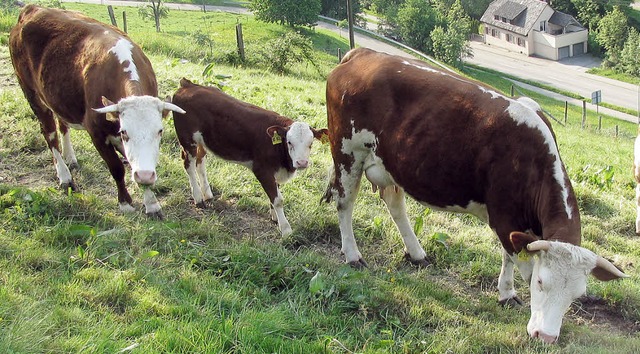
9,5,185,218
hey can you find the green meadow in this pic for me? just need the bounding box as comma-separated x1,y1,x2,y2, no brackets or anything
0,3,639,353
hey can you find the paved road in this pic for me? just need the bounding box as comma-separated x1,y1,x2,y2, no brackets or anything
62,0,639,123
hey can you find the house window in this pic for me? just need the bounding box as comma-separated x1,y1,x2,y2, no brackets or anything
506,34,513,43
491,29,500,38
539,21,546,32
494,15,500,21
517,37,525,47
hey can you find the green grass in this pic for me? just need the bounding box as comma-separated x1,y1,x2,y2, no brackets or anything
1,4,640,353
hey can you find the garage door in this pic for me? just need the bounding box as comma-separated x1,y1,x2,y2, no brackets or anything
573,42,585,56
559,46,570,59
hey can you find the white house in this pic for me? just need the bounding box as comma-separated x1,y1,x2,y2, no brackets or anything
480,0,587,60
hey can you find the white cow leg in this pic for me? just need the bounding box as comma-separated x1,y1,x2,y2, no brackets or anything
272,188,292,236
196,156,214,201
336,169,366,267
52,148,75,191
143,187,163,219
380,186,428,265
498,248,523,307
185,154,205,207
635,184,640,235
60,127,78,170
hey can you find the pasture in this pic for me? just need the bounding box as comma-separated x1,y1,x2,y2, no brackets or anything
1,3,639,353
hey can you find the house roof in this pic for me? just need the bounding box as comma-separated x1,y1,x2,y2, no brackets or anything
549,11,583,28
481,0,549,36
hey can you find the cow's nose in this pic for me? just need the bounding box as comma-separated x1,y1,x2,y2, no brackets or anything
134,170,157,185
531,330,557,344
296,160,309,169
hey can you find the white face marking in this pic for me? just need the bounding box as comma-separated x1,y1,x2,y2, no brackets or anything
527,242,596,342
108,38,140,81
507,97,573,219
286,122,316,170
110,96,165,185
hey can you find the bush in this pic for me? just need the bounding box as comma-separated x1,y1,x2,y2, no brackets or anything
257,31,316,73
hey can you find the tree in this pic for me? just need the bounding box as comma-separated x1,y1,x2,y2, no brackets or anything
396,0,437,53
138,0,169,32
321,0,362,21
249,0,321,27
619,27,640,77
431,0,472,68
596,6,629,66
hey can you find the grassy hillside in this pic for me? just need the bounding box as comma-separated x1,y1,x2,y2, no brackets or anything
1,4,639,353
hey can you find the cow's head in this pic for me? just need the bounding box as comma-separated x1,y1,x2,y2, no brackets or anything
510,232,628,344
94,95,185,186
267,122,329,170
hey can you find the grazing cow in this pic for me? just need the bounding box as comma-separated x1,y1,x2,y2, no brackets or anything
9,5,184,218
171,78,328,235
322,48,627,343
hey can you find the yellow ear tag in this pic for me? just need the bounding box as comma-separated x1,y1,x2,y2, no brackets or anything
320,133,329,144
518,249,530,261
272,131,282,145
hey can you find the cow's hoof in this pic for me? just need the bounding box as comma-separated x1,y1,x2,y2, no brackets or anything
404,253,431,268
348,258,368,269
68,162,79,171
499,296,524,308
146,211,164,220
195,201,207,209
60,181,79,193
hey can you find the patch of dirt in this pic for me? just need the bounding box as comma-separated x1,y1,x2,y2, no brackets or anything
570,295,640,335
0,46,18,89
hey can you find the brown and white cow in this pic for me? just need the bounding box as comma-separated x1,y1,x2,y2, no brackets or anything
171,78,328,235
9,5,184,218
322,48,627,343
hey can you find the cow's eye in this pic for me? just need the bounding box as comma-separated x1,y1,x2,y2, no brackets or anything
537,278,543,291
120,130,129,142
158,129,163,137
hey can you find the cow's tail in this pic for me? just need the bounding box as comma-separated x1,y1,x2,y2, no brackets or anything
320,163,336,204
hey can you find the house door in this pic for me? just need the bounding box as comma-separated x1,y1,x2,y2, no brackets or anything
559,46,570,59
573,42,585,56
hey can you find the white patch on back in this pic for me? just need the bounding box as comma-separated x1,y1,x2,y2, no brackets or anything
507,97,573,219
108,38,140,81
400,60,502,99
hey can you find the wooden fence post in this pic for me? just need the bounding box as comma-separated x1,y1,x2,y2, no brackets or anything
598,116,602,131
581,100,586,129
122,11,127,33
510,85,514,97
236,23,245,62
337,48,342,62
564,101,568,125
107,5,117,27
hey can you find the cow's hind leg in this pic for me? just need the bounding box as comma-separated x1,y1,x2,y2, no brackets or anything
35,105,77,192
58,120,78,170
378,186,429,266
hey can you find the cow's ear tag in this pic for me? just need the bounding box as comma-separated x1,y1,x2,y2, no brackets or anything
517,249,531,261
272,131,282,145
320,132,329,144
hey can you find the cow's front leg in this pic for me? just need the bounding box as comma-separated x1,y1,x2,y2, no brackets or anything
498,248,524,307
143,187,163,219
91,133,133,213
379,186,428,266
332,163,366,268
256,171,292,236
183,149,206,208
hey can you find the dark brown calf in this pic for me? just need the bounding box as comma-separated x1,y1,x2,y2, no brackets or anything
172,78,328,235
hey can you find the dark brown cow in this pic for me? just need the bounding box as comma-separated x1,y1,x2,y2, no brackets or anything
172,78,328,235
322,48,627,343
9,5,184,218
